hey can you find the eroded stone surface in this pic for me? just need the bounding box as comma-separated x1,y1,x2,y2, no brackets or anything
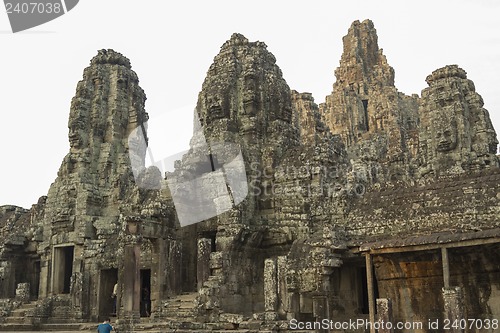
418,65,499,178
320,19,420,185
1,20,499,333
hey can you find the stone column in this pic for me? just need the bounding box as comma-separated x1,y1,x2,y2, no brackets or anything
118,219,142,332
442,287,464,333
376,298,394,333
197,238,212,290
264,258,278,321
287,293,300,320
15,283,30,303
277,256,287,317
38,257,50,298
313,295,329,333
150,238,162,319
121,245,141,327
168,239,182,295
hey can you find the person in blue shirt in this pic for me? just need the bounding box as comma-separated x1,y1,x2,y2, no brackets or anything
97,318,113,333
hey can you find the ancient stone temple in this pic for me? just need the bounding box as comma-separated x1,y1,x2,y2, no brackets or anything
1,20,499,333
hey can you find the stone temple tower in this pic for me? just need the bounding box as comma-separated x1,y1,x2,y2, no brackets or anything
36,49,151,318
418,65,499,178
320,19,420,184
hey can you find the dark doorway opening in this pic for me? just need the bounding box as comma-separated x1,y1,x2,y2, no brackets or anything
359,266,379,314
98,268,118,320
210,233,217,252
53,246,74,294
140,269,151,317
63,247,73,293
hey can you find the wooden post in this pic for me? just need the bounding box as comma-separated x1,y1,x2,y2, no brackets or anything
441,247,450,288
365,253,376,333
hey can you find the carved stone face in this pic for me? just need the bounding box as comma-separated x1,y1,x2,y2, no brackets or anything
435,120,458,152
205,94,228,122
68,115,86,149
242,72,258,106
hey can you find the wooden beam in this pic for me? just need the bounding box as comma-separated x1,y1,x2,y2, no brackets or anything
364,237,500,255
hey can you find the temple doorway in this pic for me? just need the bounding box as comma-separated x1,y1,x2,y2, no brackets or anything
52,245,74,294
140,269,151,317
98,268,118,320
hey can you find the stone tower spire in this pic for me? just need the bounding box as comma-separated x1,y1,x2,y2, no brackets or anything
43,49,148,236
335,19,395,90
321,20,419,183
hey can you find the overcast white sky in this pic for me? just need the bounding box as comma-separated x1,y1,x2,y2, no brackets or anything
1,0,499,208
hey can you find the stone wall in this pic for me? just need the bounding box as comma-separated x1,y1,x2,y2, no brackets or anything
345,169,500,240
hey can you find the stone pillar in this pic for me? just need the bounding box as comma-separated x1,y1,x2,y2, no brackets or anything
197,238,212,290
118,219,142,331
376,298,394,333
119,244,141,332
277,256,287,317
0,259,16,298
168,239,182,295
313,295,329,333
150,239,160,319
287,293,300,320
442,287,464,333
71,253,84,319
264,258,278,321
38,258,50,298
121,245,141,321
15,283,30,303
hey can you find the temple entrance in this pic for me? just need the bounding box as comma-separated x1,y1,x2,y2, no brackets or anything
140,269,151,317
329,261,378,319
98,268,118,320
197,234,216,290
359,266,379,314
52,245,74,294
180,227,218,293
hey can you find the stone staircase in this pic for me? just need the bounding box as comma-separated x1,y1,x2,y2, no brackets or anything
2,301,36,325
135,292,201,331
128,292,289,333
0,294,292,332
0,301,35,331
0,300,88,332
164,292,198,323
